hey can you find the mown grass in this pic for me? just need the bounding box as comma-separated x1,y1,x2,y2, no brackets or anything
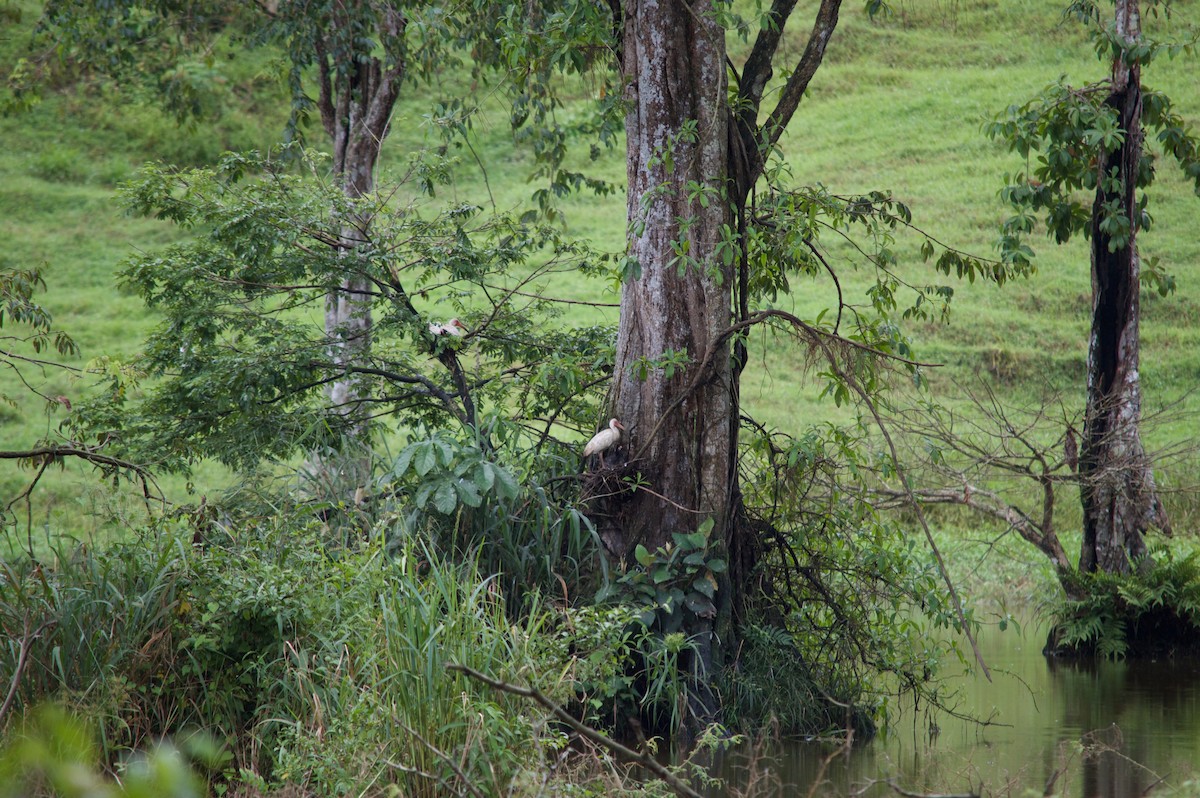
1,0,1198,560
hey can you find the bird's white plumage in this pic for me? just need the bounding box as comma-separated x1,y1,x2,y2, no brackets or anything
583,418,624,463
429,318,468,337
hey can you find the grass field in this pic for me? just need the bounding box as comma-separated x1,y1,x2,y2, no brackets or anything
1,0,1197,562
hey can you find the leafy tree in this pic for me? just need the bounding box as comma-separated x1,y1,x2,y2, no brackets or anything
86,148,612,475
986,0,1199,575
487,0,1019,727
24,1,469,449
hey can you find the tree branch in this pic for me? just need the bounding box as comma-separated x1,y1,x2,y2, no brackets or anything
761,0,844,158
447,664,704,798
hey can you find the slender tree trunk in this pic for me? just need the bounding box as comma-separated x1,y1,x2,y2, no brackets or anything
315,9,406,451
1078,0,1162,574
325,146,378,443
608,0,736,728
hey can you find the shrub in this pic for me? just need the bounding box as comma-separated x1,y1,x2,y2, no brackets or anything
1048,546,1200,659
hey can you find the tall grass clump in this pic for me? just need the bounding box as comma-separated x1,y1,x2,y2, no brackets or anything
0,509,592,794
0,530,187,749
273,542,562,797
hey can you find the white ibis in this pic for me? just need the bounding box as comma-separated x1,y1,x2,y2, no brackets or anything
428,318,468,337
583,418,625,467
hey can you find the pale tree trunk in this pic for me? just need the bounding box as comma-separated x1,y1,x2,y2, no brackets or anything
609,0,736,726
1079,0,1164,574
314,8,406,450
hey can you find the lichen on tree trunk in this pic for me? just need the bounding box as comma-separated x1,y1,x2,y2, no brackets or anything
1078,0,1163,575
607,0,737,728
314,9,406,449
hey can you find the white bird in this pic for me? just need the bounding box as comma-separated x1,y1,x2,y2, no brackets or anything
428,318,468,337
583,418,625,468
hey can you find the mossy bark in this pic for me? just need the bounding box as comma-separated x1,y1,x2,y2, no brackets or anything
1078,0,1164,575
608,0,736,730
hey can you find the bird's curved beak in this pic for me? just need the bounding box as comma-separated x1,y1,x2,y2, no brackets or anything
615,420,626,430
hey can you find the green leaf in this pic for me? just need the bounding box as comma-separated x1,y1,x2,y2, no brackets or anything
393,446,415,477
415,482,435,510
673,531,707,550
432,481,457,514
473,462,496,493
492,465,519,500
706,558,727,574
455,479,483,508
413,443,437,477
434,438,454,467
634,544,653,567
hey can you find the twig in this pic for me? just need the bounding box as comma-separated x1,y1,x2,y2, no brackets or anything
811,337,991,681
631,483,707,515
0,614,54,727
884,779,979,798
447,663,704,798
397,720,487,798
803,729,852,798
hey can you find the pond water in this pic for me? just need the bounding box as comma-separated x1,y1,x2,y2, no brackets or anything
715,617,1200,797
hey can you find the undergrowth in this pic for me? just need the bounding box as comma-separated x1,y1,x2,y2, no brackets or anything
1048,546,1200,659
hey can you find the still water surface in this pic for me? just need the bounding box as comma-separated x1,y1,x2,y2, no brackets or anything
716,617,1200,796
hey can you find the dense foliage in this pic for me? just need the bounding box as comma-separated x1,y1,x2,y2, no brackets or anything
2,0,1199,795
73,146,613,473
1049,547,1200,658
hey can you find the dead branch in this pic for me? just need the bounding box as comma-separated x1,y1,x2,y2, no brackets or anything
396,720,486,798
2,444,163,545
885,780,980,798
879,380,1195,594
447,663,704,798
0,614,56,727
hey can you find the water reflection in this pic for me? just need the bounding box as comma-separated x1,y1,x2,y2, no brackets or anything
714,618,1200,796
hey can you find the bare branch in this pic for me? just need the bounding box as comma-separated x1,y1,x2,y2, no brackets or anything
447,664,704,798
761,0,844,156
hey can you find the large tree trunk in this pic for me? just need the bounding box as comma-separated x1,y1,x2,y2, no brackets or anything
1078,0,1162,574
608,0,737,728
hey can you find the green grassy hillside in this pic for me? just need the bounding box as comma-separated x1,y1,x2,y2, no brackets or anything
1,0,1197,540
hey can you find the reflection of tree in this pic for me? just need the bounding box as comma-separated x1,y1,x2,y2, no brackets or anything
1044,658,1193,795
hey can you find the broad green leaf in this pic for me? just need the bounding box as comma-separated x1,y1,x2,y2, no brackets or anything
473,462,496,493
493,465,519,499
393,446,415,477
434,438,454,467
413,443,437,477
455,478,483,508
433,482,457,514
415,482,435,510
